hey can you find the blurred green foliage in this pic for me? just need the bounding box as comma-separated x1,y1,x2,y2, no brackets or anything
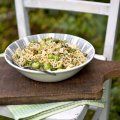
0,0,120,119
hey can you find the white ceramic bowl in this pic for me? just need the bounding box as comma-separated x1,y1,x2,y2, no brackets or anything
4,33,95,82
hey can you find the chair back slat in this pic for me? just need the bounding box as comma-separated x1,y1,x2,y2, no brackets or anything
23,0,110,15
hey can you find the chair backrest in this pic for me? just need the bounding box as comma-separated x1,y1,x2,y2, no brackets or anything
15,0,120,60
14,0,120,119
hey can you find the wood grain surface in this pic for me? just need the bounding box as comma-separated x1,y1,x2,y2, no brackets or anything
0,58,120,105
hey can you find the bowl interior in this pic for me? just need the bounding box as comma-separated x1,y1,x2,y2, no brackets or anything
5,33,95,73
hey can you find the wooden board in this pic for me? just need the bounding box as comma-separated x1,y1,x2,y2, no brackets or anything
0,58,120,105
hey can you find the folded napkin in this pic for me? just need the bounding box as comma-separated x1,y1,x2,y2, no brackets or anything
0,53,4,57
8,100,104,120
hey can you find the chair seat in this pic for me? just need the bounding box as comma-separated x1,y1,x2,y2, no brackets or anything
0,105,88,120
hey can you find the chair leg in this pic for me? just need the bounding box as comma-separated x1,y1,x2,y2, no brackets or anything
92,108,103,120
99,80,111,120
77,105,89,120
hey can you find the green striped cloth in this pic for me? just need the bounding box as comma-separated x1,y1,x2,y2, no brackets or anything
7,100,104,120
0,53,105,120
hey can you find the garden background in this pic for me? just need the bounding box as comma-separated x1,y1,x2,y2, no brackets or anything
0,0,120,119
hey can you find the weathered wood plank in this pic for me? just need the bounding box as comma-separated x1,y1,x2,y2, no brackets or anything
1,58,120,104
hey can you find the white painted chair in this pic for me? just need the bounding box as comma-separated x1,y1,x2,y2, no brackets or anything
0,0,120,119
